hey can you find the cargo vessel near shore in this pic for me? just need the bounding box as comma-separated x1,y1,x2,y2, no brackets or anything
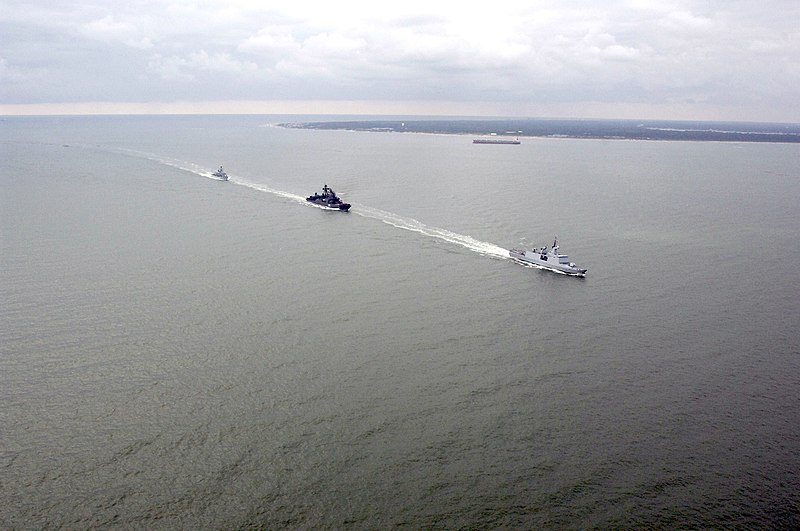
473,136,520,145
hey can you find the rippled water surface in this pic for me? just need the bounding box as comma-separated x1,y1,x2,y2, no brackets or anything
2,115,799,528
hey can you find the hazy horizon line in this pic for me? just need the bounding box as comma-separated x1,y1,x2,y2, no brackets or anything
2,100,798,125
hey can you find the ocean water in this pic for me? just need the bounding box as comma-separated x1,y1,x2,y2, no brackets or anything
2,115,799,528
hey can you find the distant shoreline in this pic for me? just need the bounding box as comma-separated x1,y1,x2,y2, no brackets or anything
279,118,800,143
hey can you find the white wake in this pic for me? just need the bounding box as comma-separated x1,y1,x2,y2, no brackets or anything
106,147,513,261
352,205,509,259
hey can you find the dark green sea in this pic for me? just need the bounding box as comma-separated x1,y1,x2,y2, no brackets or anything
2,115,799,528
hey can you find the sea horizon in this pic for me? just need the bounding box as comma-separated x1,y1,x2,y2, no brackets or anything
5,113,800,143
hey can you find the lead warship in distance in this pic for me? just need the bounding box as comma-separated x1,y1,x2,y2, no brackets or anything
306,184,351,211
212,166,229,180
509,237,587,276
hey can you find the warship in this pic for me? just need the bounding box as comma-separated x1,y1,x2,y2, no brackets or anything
509,237,587,276
306,184,351,211
212,166,229,180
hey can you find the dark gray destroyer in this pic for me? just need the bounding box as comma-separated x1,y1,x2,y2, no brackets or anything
306,185,351,211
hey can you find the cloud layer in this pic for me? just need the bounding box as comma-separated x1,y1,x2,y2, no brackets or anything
2,0,799,120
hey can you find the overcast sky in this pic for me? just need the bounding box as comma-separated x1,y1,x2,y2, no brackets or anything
1,0,798,121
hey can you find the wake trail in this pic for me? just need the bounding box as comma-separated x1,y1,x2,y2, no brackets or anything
352,205,510,259
105,147,512,260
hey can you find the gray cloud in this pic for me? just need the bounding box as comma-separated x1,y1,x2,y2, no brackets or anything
1,0,798,120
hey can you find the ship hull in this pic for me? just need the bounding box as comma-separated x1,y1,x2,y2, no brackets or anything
306,198,350,211
473,139,520,144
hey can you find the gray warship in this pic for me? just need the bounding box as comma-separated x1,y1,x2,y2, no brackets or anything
509,237,587,276
212,166,229,180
